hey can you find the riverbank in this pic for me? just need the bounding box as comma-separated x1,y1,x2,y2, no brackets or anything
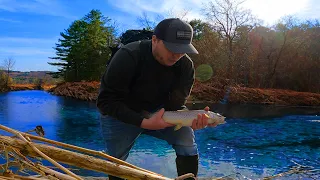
0,84,56,92
46,81,320,107
2,81,320,106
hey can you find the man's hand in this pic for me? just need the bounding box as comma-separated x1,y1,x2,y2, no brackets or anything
140,108,174,130
191,106,219,130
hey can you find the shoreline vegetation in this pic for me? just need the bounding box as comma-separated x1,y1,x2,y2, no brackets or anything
3,81,320,107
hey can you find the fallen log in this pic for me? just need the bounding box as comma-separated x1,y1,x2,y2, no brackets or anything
0,135,172,180
0,125,159,177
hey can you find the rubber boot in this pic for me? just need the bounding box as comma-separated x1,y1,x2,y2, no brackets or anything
108,175,124,180
175,155,199,180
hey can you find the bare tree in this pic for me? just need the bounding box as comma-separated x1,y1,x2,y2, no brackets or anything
3,57,15,86
137,8,193,31
203,0,259,78
255,16,309,88
166,8,191,21
137,12,158,30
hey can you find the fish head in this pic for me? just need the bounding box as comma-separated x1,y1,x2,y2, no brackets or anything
206,111,226,124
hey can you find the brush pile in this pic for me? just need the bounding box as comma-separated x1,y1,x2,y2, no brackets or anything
48,81,100,101
0,125,194,180
191,79,320,106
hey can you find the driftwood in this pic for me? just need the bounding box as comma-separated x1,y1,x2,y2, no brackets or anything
0,125,196,180
0,175,42,180
0,125,160,177
2,144,75,180
16,133,80,179
0,135,174,180
262,160,320,180
0,125,82,180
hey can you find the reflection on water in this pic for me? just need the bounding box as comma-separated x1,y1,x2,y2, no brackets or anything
0,91,319,179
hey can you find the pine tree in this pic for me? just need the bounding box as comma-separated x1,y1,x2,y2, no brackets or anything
49,9,116,81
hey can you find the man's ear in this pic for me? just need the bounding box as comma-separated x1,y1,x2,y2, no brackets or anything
151,35,157,42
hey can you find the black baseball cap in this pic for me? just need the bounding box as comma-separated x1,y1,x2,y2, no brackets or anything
153,18,198,54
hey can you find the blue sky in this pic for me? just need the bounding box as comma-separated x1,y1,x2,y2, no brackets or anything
1,0,319,72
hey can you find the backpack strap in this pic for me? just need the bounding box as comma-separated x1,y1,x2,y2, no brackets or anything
128,40,150,85
137,40,150,65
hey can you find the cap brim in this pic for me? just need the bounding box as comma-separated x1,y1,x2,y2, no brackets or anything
163,41,199,54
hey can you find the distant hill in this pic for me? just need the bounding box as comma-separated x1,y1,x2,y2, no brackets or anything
3,70,59,84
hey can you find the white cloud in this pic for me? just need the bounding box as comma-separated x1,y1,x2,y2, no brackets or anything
0,37,58,45
0,18,21,23
0,0,16,12
108,0,319,26
107,0,205,21
0,36,57,60
298,0,320,20
0,37,57,45
0,47,53,56
0,46,55,71
0,0,77,19
242,0,311,25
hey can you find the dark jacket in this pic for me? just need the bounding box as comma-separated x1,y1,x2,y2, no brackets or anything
96,40,195,127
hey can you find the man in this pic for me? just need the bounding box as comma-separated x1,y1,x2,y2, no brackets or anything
97,18,219,179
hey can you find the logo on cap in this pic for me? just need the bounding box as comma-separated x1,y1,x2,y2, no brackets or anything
176,31,192,40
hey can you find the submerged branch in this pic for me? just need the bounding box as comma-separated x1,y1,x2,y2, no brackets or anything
263,161,320,180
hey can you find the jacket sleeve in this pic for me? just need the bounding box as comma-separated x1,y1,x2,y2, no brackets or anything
164,56,195,111
96,48,144,127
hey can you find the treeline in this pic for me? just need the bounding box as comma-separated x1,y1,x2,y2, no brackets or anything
190,18,320,93
50,1,320,93
13,76,58,85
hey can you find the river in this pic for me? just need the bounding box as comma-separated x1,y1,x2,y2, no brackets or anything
0,90,319,179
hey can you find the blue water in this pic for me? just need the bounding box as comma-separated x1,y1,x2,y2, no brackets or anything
0,90,319,179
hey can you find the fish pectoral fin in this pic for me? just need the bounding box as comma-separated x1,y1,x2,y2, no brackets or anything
177,109,188,112
174,124,183,131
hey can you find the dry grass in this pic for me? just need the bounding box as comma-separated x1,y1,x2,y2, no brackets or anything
8,84,56,91
227,86,320,106
49,81,100,101
42,84,56,91
191,79,320,106
10,84,36,91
